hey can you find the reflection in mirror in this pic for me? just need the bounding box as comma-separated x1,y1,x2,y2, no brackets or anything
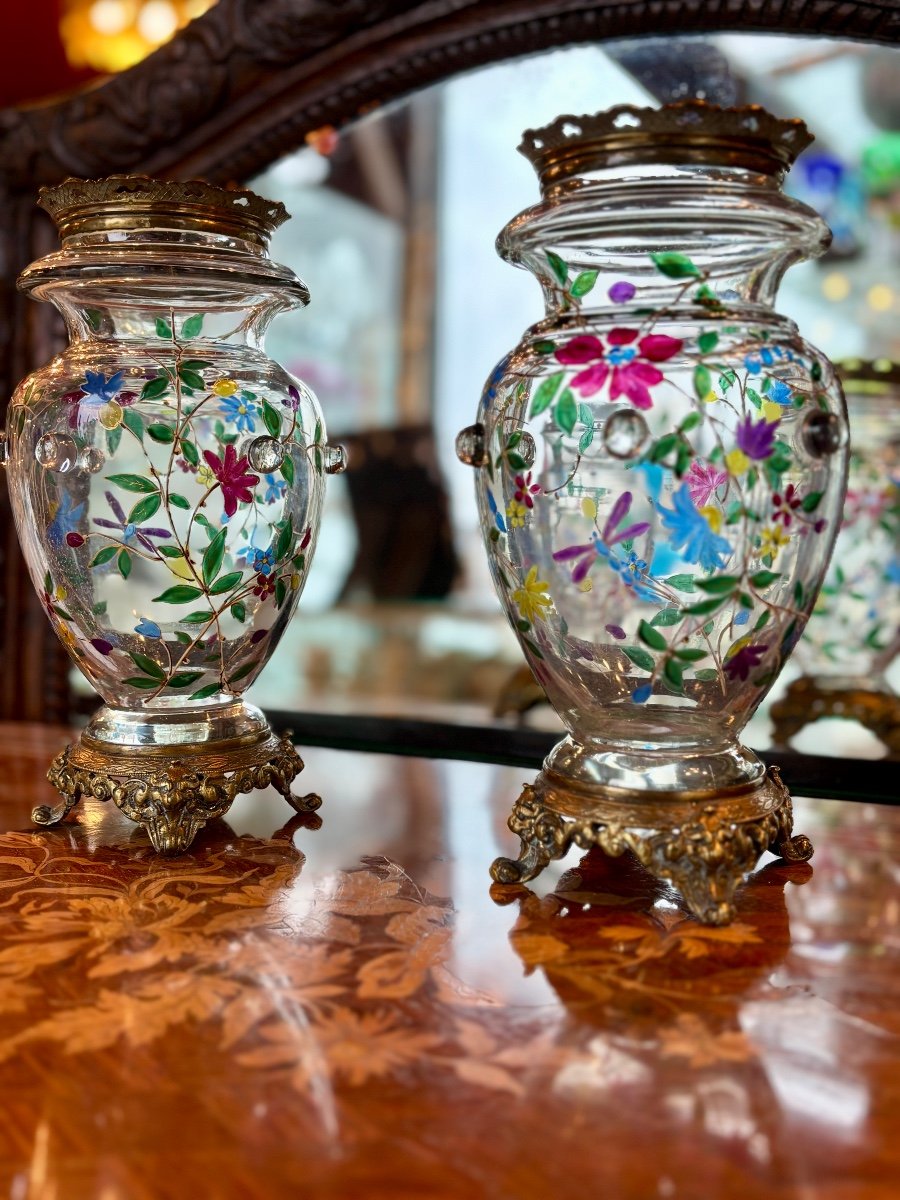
234,35,898,758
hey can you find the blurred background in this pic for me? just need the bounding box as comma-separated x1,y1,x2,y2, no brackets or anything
6,5,900,755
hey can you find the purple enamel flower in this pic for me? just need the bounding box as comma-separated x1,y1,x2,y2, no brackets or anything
736,415,778,461
608,281,636,304
724,643,768,682
93,492,171,554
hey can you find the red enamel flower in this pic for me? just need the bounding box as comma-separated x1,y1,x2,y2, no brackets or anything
772,484,802,527
253,573,275,599
555,328,682,410
202,444,260,518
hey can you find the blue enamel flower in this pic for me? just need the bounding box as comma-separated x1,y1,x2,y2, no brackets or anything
487,490,507,533
658,484,732,573
253,547,276,577
82,370,124,403
221,392,258,433
47,491,86,547
767,379,793,406
264,474,287,504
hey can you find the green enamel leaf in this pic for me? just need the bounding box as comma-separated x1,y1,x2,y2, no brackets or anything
128,651,166,680
663,658,685,692
182,610,215,624
117,550,132,580
90,546,118,568
52,606,74,622
666,573,696,592
181,359,212,371
210,571,242,595
276,517,294,561
128,493,162,525
747,388,762,409
140,376,168,401
530,372,564,418
179,439,199,466
106,427,122,455
555,389,577,435
697,331,718,354
650,251,701,279
694,668,719,681
202,528,226,586
275,579,287,608
106,473,157,493
168,493,191,510
123,409,145,439
682,596,727,616
280,453,295,486
802,491,823,513
178,368,205,392
190,683,220,700
638,620,668,651
695,575,740,595
693,365,712,400
571,269,599,298
153,584,203,604
680,412,702,434
124,677,161,690
158,546,184,559
520,635,543,660
262,400,282,438
167,672,204,689
147,423,176,444
578,424,594,455
750,570,780,589
650,433,678,462
650,608,681,627
545,251,569,286
754,611,771,632
674,647,707,662
181,314,204,339
155,317,173,339
174,631,193,645
623,646,655,672
230,602,247,623
227,661,259,685
533,340,555,355
506,452,527,471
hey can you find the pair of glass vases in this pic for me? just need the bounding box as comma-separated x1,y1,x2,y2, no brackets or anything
2,105,855,914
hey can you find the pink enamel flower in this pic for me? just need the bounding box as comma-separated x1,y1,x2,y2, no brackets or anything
686,459,727,508
555,327,681,410
202,444,260,518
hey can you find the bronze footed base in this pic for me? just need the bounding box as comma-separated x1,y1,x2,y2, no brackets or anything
770,676,900,756
490,766,812,925
39,727,320,854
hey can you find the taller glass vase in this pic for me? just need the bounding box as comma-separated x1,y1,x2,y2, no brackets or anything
458,103,848,917
3,176,345,853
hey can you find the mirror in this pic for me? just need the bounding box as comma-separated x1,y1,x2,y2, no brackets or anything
55,31,899,761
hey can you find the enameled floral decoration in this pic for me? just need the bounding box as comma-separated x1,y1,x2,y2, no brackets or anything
458,103,848,921
772,358,900,754
4,176,346,853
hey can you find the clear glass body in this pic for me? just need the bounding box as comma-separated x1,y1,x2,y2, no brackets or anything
795,379,900,689
7,226,326,712
468,162,848,792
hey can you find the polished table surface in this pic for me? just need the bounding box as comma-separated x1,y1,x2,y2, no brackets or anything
0,724,897,1200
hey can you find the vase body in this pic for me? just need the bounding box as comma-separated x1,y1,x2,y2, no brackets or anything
794,360,900,690
459,104,849,797
6,179,333,740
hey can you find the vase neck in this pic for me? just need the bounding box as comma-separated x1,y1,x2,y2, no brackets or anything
498,167,830,315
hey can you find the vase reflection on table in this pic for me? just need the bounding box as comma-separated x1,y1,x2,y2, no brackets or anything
458,102,849,921
3,176,346,853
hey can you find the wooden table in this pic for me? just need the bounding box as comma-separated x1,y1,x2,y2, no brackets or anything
0,724,897,1199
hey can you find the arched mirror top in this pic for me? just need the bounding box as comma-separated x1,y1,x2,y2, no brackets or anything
0,0,897,188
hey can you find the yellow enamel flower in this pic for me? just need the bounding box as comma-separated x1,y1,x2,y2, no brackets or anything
98,400,123,429
762,400,783,423
506,499,528,529
196,464,216,488
512,565,553,623
581,497,597,520
757,524,790,560
725,448,750,476
213,378,238,397
698,504,723,533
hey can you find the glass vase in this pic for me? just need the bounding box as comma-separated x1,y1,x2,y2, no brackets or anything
772,358,900,753
3,176,346,852
457,103,848,917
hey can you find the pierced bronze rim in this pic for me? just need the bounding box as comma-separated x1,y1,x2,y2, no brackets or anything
519,101,813,190
38,175,289,246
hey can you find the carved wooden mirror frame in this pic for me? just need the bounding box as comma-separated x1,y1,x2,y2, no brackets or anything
0,0,896,721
